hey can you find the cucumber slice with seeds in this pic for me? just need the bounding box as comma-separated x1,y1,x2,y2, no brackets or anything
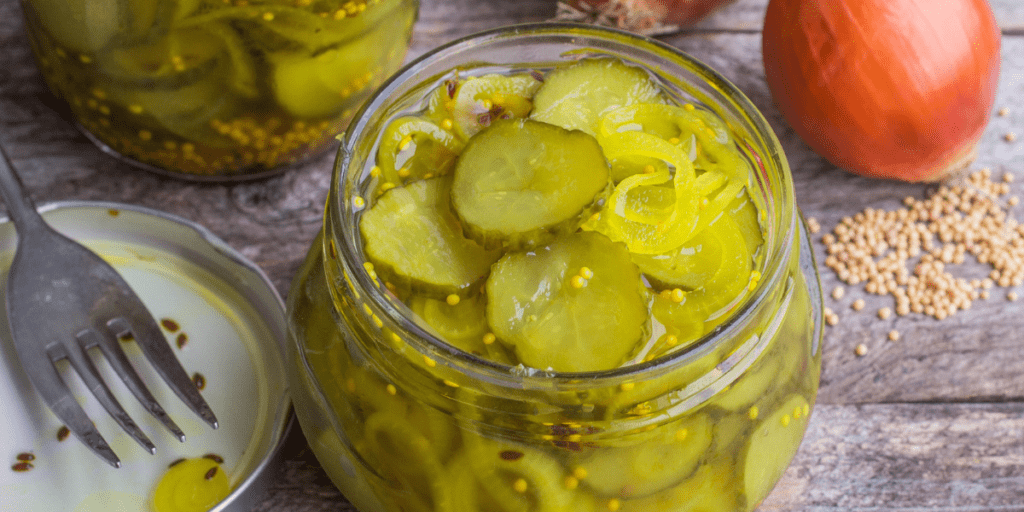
530,58,666,136
451,119,611,250
580,414,713,499
485,232,649,372
360,177,501,297
451,73,543,140
742,394,812,507
633,224,723,291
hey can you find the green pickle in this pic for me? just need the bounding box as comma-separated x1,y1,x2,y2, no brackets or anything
288,54,821,512
20,0,417,178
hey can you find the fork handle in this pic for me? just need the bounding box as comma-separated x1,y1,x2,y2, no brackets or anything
0,142,47,231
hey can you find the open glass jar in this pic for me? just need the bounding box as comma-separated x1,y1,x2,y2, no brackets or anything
19,0,417,180
286,23,823,512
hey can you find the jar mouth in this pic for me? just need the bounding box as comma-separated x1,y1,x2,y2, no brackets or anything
330,22,796,386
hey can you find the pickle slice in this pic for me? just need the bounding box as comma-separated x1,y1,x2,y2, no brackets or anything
633,226,723,291
742,394,812,507
461,438,576,512
28,0,121,54
530,58,666,136
360,177,502,296
408,294,490,355
619,462,738,512
651,214,753,329
485,232,649,372
580,414,713,498
451,119,611,250
451,74,543,140
376,116,464,186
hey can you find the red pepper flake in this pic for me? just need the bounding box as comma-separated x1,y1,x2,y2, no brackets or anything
16,453,35,462
160,318,180,332
168,458,186,468
530,70,545,82
119,333,135,343
192,372,207,391
107,209,120,217
477,113,492,127
204,466,218,480
445,79,458,99
11,462,32,472
499,450,524,461
57,425,70,442
176,333,188,349
203,453,224,464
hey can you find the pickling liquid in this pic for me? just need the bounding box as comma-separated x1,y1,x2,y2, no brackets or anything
20,0,417,179
287,57,822,512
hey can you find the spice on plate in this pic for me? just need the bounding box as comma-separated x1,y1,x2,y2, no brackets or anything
57,425,70,442
854,344,868,357
888,330,900,341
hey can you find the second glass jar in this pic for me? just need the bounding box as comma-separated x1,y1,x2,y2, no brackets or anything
19,0,417,180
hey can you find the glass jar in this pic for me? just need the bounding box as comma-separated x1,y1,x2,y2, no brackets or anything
19,0,418,180
286,23,823,512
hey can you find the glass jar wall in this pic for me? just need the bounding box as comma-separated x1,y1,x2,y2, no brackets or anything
19,0,417,180
286,24,823,512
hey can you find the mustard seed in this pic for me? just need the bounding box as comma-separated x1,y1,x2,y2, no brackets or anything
1010,292,1019,302
831,286,845,300
855,344,868,356
877,307,892,320
888,330,900,341
852,299,865,311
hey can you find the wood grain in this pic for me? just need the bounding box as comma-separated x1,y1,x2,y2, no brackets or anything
2,0,1024,510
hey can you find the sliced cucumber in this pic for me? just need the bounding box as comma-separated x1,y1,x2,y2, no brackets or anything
451,74,543,140
462,438,576,512
728,189,765,257
580,414,712,498
408,294,489,355
650,215,753,330
633,224,723,291
376,116,464,186
360,177,502,297
530,58,666,136
451,119,611,250
485,232,649,372
618,462,738,512
28,0,121,54
742,394,812,508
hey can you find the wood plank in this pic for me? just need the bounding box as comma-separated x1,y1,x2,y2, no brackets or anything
761,403,1024,511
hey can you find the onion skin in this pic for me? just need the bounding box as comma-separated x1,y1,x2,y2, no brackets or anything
568,0,736,30
762,0,1001,182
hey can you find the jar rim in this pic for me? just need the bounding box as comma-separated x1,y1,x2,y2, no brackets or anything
329,22,797,386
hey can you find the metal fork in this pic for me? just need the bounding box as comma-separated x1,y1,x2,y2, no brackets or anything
0,143,217,468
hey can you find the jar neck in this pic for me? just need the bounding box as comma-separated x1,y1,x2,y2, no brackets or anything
321,21,800,414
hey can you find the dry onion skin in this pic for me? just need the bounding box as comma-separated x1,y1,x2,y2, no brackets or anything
558,0,736,35
762,0,1001,182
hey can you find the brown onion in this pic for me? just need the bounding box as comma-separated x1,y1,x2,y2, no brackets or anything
762,0,1001,182
562,0,736,34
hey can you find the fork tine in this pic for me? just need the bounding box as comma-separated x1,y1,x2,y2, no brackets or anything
108,317,219,429
79,328,187,442
30,358,121,468
60,334,157,455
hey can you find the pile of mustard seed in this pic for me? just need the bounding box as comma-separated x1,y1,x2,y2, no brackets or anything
817,168,1022,321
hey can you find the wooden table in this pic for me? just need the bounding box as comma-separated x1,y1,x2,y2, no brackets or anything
2,0,1023,510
